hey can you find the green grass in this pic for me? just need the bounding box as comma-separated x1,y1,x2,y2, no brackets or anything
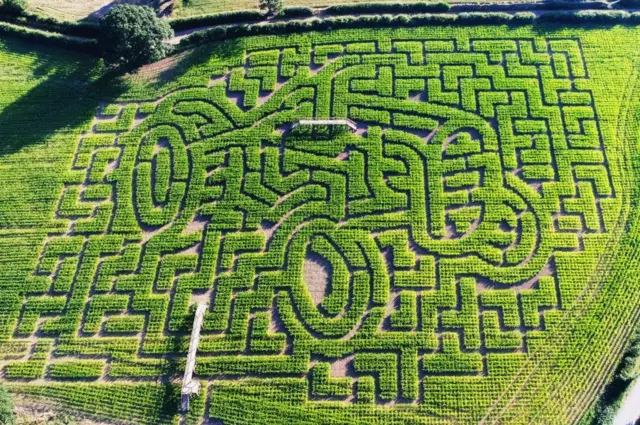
0,37,107,229
25,0,112,21
25,0,168,22
1,23,640,425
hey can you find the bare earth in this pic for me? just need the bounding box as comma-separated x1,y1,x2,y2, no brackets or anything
303,257,330,305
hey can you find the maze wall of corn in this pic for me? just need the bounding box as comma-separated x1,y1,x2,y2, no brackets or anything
1,25,640,425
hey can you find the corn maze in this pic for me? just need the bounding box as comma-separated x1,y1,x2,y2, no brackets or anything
2,27,639,424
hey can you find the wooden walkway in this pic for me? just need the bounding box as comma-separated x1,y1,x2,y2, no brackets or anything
292,119,357,131
181,302,208,411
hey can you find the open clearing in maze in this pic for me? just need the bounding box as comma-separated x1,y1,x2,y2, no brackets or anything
1,24,640,425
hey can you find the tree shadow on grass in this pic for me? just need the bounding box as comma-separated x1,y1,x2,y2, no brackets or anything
0,78,112,156
0,40,130,156
159,380,181,421
0,36,243,157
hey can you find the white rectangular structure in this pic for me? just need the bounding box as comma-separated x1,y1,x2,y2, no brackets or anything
293,119,357,131
181,302,208,411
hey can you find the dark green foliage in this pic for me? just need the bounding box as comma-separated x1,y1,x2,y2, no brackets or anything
580,327,640,425
544,0,608,8
0,384,15,425
169,10,266,31
538,9,631,22
99,4,173,69
0,0,26,16
0,21,98,53
277,6,313,18
457,11,514,24
618,335,640,381
617,0,640,6
451,1,608,11
178,15,452,47
325,1,450,15
543,0,608,8
0,11,101,38
513,11,537,21
259,0,284,15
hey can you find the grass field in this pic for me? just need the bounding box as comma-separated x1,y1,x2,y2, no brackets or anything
26,0,111,21
26,0,169,22
1,23,640,425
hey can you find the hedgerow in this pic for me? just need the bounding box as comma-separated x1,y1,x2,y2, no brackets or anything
616,0,640,6
178,11,640,49
0,0,26,15
538,9,634,22
324,1,450,15
0,21,98,52
277,6,314,18
451,0,609,12
0,10,100,38
168,10,267,31
1,21,640,425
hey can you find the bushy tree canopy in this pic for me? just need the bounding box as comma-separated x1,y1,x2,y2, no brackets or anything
99,4,173,70
259,0,283,15
0,0,28,15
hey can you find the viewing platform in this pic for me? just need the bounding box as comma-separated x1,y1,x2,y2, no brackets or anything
181,303,208,411
292,119,357,132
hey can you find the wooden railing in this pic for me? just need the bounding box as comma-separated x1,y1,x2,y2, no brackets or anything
181,302,208,411
292,119,357,131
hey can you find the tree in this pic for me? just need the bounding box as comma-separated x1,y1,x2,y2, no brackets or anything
99,4,174,70
0,384,15,425
259,0,283,15
0,0,28,15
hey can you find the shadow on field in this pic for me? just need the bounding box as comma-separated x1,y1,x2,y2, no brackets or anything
0,36,243,156
0,40,125,156
0,74,122,156
160,381,181,419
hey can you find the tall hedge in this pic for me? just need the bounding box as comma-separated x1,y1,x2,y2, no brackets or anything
324,2,450,15
277,6,314,18
0,11,101,37
178,10,640,50
0,21,99,53
0,0,27,16
169,10,266,31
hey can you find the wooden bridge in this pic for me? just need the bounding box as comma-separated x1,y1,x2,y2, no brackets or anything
292,119,358,132
181,303,208,411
